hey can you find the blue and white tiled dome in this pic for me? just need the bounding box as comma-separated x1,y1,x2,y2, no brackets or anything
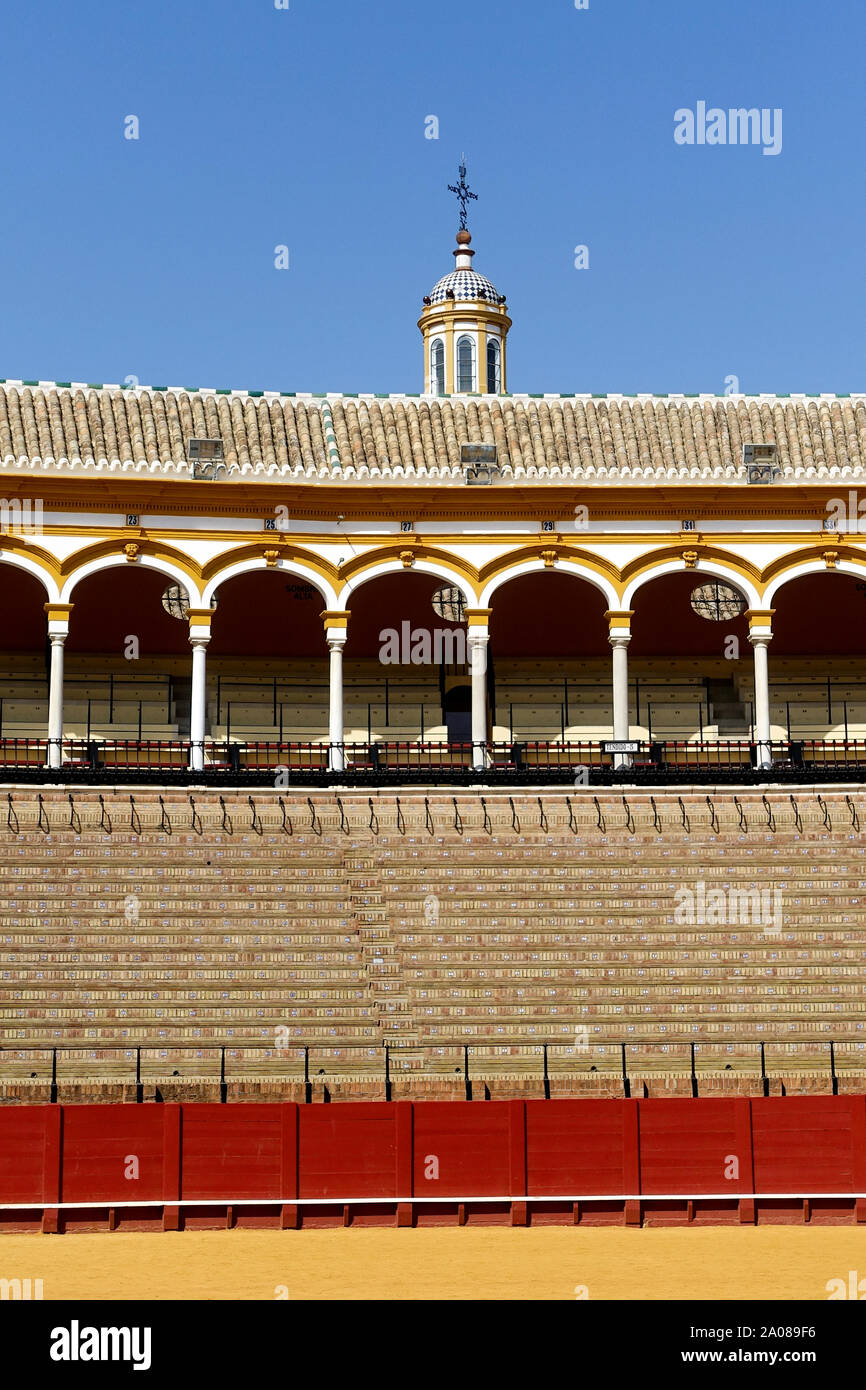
428,269,502,305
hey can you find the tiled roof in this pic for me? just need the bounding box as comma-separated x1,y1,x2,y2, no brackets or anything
428,269,502,304
1,381,866,483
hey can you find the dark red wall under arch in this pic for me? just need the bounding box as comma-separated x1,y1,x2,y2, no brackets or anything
67,568,190,656
345,572,455,658
770,573,866,657
489,572,608,658
0,565,48,653
5,561,866,665
629,572,750,658
208,571,326,659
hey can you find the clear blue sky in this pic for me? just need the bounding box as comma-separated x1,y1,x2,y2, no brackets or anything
2,0,863,395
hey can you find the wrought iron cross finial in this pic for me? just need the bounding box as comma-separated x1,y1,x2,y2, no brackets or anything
448,156,478,231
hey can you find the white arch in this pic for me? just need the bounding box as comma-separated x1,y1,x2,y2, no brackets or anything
202,556,337,610
341,559,473,605
622,558,761,611
479,559,619,610
0,550,60,601
763,557,866,608
61,554,204,605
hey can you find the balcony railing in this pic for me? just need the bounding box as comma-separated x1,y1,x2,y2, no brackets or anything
1,737,866,784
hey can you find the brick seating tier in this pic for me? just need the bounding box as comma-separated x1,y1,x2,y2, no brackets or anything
0,786,863,1101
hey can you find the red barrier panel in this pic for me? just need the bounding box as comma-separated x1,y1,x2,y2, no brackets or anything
525,1098,631,1196
751,1096,863,1193
413,1100,511,1197
61,1105,164,1204
637,1097,753,1197
299,1102,399,1199
181,1104,283,1201
0,1097,864,1230
0,1106,49,1204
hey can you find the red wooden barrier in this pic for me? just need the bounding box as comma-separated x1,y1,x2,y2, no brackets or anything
0,1096,863,1231
300,1102,398,1199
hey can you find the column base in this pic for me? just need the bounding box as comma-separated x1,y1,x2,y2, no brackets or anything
328,744,345,773
755,740,773,771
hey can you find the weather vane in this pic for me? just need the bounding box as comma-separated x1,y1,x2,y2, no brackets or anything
448,155,478,231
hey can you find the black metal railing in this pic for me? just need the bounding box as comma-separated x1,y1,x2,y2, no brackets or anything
0,1038,855,1104
2,736,866,784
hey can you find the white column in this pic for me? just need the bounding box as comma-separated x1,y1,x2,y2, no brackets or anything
46,631,67,769
611,641,630,739
748,611,774,771
607,611,633,770
468,627,489,771
187,611,212,773
323,612,349,773
327,636,346,772
44,605,72,770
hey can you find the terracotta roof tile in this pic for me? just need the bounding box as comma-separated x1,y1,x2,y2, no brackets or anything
2,382,866,482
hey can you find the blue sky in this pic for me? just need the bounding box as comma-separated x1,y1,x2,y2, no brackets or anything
2,0,863,395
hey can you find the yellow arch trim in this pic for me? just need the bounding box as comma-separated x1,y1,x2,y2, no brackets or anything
622,546,762,594
201,542,338,589
338,545,479,598
477,546,619,592
0,537,62,589
60,539,203,588
760,542,866,592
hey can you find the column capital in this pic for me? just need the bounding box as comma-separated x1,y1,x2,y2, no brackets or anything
45,602,73,639
606,609,633,645
464,608,492,628
746,608,774,643
187,608,213,645
322,609,349,647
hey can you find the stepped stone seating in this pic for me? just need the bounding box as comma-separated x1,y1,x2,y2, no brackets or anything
737,659,866,740
0,655,49,740
0,657,183,741
210,661,441,743
0,786,864,1100
0,681,46,699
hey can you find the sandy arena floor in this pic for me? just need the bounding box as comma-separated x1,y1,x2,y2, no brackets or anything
2,1227,865,1300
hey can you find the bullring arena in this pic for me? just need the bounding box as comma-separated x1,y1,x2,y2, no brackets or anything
4,235,866,1303
2,784,866,1301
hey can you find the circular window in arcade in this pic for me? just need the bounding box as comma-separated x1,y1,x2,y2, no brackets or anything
161,585,219,620
431,585,466,623
689,582,746,622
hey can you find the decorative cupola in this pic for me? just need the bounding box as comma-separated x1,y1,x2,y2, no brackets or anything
418,161,511,396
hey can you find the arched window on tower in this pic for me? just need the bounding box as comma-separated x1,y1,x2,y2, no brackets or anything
430,338,445,396
456,335,476,392
486,338,501,394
